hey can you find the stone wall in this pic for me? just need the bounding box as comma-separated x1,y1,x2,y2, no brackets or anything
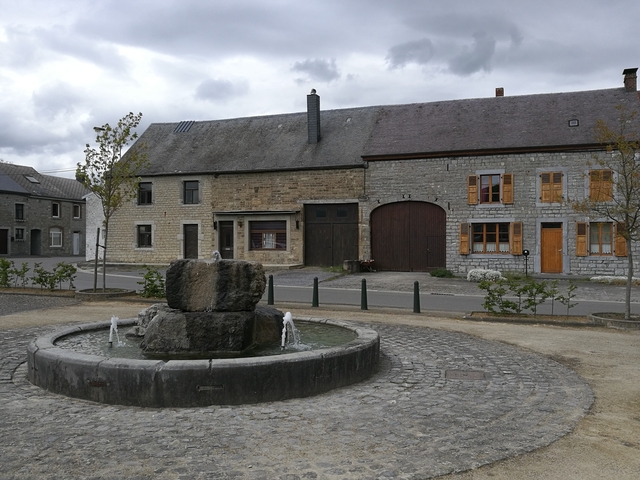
107,168,364,264
0,192,86,257
365,151,639,276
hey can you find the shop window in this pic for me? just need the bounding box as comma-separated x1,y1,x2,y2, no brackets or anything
250,221,286,250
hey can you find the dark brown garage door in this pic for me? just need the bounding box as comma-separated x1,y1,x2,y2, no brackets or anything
305,204,358,267
371,201,446,272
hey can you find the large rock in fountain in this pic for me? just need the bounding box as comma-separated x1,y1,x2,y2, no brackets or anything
140,259,282,357
140,305,283,357
166,259,265,312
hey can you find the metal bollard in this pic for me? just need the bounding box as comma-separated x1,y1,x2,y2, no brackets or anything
312,277,319,307
413,281,421,313
361,278,368,310
267,274,274,305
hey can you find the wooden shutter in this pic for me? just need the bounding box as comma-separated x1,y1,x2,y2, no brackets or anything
502,173,513,204
590,170,613,201
467,176,478,205
552,172,563,202
459,223,470,254
510,221,522,255
576,222,588,256
615,223,628,257
540,173,551,202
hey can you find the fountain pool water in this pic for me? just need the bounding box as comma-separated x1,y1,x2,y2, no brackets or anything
27,315,379,407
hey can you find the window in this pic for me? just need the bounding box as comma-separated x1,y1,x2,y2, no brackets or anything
52,202,60,218
15,228,24,241
250,221,286,250
138,182,153,205
459,222,522,255
73,204,82,219
183,181,199,204
137,225,153,248
480,174,501,204
467,173,513,205
589,170,613,202
473,223,510,253
15,203,24,221
590,222,612,255
540,172,563,203
576,222,627,257
50,227,62,247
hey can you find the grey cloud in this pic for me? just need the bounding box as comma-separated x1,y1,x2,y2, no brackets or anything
195,78,249,102
449,32,497,76
386,38,434,69
292,58,340,83
32,83,84,119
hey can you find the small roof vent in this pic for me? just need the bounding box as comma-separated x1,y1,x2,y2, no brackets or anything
174,120,195,133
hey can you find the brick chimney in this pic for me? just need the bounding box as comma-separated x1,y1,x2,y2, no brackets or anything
495,87,504,97
307,89,321,144
623,68,638,92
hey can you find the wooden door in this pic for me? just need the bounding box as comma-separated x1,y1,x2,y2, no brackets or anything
304,204,358,267
219,221,234,259
541,223,563,273
183,224,199,259
370,201,446,272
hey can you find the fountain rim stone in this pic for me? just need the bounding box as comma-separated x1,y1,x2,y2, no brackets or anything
27,316,380,407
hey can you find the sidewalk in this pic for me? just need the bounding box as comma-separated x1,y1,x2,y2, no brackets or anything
0,301,638,479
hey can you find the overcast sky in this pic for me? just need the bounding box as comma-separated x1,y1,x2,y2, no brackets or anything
0,0,638,178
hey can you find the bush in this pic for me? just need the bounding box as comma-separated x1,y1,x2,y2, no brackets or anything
138,265,166,298
0,258,11,288
430,268,454,278
467,269,503,282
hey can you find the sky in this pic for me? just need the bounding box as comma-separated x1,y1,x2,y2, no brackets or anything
0,0,638,179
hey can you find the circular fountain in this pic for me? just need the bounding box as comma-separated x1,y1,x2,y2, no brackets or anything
27,259,380,407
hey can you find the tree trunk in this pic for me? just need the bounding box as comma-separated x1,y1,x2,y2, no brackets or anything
102,222,109,292
625,238,633,320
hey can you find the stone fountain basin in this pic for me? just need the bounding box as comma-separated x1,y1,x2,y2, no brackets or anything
27,317,380,408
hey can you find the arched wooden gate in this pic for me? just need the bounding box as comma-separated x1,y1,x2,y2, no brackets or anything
370,201,446,272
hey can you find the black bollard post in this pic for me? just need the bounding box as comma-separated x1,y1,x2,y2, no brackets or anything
267,274,274,305
312,277,319,307
361,278,368,310
413,281,421,313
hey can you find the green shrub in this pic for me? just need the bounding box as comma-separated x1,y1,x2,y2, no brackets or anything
0,258,11,288
138,265,166,298
429,268,454,278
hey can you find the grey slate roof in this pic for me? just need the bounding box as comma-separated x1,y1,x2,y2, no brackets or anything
0,163,88,200
134,86,640,176
136,106,380,176
363,87,640,159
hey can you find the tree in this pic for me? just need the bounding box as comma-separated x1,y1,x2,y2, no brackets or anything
573,106,640,320
76,112,148,291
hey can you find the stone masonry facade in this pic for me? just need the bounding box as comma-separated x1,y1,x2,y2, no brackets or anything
1,192,85,257
107,168,365,265
364,150,638,276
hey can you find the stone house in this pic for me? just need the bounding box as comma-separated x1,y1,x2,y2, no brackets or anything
106,68,640,275
0,163,88,257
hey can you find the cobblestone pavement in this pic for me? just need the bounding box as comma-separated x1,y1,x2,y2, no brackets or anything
1,313,593,479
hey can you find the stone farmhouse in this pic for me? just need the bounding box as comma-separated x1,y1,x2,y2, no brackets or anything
0,163,88,257
106,68,640,275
